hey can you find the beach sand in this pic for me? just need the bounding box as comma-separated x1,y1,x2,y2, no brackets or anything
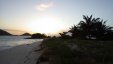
0,41,42,64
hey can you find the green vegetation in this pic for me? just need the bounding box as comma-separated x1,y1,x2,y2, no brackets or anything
38,38,113,64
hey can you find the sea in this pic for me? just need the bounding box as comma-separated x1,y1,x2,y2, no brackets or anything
0,36,43,51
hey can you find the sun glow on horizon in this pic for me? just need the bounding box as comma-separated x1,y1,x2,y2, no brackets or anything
26,16,64,34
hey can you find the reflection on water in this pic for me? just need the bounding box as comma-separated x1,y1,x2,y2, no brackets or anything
0,36,43,51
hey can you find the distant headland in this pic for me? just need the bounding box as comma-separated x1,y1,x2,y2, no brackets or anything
0,29,12,35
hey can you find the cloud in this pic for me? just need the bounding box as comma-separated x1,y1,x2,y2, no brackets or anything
35,1,53,11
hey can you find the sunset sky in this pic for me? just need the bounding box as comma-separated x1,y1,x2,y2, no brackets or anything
0,0,113,35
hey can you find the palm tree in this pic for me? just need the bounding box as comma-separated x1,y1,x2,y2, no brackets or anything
92,20,113,40
79,15,113,40
78,15,96,39
68,15,113,40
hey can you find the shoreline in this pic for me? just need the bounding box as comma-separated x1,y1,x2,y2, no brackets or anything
0,40,43,64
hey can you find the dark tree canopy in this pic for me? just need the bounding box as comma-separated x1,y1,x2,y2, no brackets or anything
60,15,113,40
31,33,47,39
21,33,31,36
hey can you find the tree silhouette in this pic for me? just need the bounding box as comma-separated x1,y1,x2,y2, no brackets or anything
92,20,106,39
69,25,80,38
104,29,113,40
69,15,113,40
78,15,100,39
31,33,47,39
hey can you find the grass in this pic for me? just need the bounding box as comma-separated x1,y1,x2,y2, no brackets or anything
37,38,113,64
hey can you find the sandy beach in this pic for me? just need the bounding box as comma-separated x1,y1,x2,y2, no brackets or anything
0,40,42,64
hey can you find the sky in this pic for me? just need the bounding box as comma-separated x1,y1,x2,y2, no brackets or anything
0,0,113,35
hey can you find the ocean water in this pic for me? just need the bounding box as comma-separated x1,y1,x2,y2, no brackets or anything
0,36,43,51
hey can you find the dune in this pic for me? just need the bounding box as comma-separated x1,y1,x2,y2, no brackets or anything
0,40,42,64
